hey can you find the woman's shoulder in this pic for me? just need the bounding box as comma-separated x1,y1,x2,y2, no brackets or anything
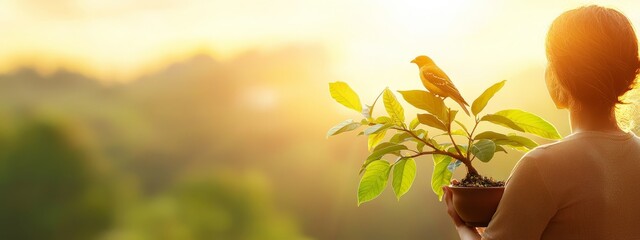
520,137,581,163
518,131,639,167
525,132,640,159
505,136,591,191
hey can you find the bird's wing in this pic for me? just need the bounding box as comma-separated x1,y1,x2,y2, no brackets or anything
421,65,453,88
421,65,470,115
421,65,469,106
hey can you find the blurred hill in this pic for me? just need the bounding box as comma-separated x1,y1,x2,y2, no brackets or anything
0,47,333,239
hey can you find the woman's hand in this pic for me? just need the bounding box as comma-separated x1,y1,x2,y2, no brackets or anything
443,182,483,240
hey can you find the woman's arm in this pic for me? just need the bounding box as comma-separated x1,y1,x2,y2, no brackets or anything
443,186,482,240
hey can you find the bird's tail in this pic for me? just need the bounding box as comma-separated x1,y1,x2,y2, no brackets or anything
449,94,470,116
458,101,470,116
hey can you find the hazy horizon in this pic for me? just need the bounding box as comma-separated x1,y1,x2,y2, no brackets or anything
4,0,640,82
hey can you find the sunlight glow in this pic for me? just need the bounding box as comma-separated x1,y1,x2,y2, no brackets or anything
243,87,279,112
1,0,640,87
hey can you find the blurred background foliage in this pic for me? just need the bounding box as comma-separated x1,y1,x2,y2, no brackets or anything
0,50,327,239
4,47,639,239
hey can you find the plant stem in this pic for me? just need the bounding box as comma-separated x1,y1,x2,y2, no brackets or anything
447,125,465,161
406,151,438,159
466,118,480,160
447,120,479,176
392,126,479,176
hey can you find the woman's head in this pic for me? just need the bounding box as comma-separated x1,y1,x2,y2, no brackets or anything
546,5,640,111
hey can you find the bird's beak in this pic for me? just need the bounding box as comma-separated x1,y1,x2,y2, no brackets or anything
410,60,416,64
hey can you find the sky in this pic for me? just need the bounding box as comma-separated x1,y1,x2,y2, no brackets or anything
1,0,640,84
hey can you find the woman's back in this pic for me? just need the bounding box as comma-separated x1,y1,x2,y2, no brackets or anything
443,5,640,239
483,131,640,239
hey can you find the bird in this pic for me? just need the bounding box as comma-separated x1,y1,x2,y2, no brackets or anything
411,55,470,116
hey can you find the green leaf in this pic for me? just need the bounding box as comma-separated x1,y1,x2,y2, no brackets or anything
504,134,538,150
368,129,387,151
371,142,397,152
364,124,392,136
490,138,519,147
367,143,407,163
431,154,453,201
454,120,469,135
450,129,468,137
447,145,467,156
429,138,442,150
392,158,416,200
445,110,458,129
494,136,538,152
471,80,506,115
375,116,392,124
494,109,561,139
358,161,391,205
398,90,447,120
476,131,538,151
409,117,420,130
389,132,412,144
475,131,508,140
327,119,361,138
415,129,428,139
471,139,496,162
329,81,363,113
417,142,425,152
481,114,524,132
448,109,458,124
495,145,508,153
418,114,447,131
361,143,408,173
383,88,405,122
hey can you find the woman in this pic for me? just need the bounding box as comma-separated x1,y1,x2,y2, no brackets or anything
444,5,640,240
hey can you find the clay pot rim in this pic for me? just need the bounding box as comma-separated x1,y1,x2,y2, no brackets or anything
448,186,505,189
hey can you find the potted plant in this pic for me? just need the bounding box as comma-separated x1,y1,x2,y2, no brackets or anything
327,56,561,227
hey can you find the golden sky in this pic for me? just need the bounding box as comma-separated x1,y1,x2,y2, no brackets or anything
1,0,640,82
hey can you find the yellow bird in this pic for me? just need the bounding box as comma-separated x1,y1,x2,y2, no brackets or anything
411,55,470,116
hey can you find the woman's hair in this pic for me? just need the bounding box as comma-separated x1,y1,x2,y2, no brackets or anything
546,5,640,110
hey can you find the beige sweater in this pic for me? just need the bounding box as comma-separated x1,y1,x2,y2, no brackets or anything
482,131,640,240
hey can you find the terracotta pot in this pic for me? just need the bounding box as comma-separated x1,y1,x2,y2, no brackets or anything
448,186,505,227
